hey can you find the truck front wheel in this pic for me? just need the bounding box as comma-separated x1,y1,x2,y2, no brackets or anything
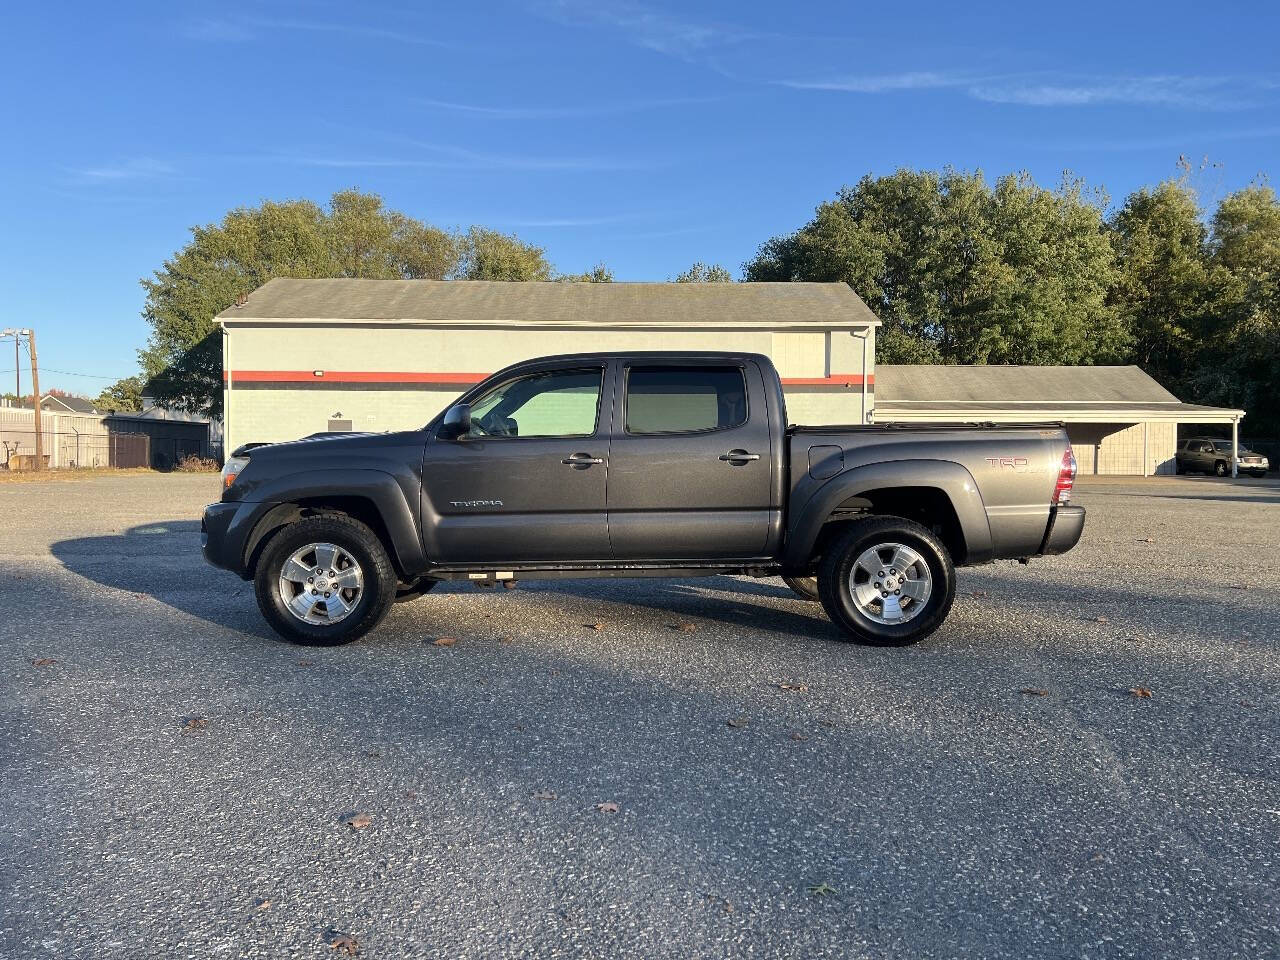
817,517,956,646
254,515,398,645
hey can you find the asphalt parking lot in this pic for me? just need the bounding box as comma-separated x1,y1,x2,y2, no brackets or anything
2,473,1278,959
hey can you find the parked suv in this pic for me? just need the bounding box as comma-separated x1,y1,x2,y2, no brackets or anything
1175,438,1270,477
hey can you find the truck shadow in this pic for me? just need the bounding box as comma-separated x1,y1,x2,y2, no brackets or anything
50,519,280,642
49,521,837,645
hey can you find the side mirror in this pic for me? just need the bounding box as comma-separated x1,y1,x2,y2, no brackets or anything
437,403,472,440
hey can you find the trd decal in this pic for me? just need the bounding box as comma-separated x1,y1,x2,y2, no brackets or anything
986,457,1029,470
449,500,504,508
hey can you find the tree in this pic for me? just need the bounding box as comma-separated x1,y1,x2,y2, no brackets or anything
140,190,464,417
1189,185,1280,434
454,227,553,281
1107,180,1210,385
675,262,733,283
95,375,145,413
745,168,1126,365
558,263,614,282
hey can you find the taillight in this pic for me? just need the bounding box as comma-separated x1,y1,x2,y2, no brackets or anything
1053,447,1077,505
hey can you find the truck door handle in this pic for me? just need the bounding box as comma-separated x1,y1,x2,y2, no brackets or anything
719,449,761,464
562,453,604,467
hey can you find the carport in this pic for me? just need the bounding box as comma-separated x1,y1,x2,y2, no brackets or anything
874,365,1246,476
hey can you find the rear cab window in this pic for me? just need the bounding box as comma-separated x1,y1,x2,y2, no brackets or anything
625,366,748,435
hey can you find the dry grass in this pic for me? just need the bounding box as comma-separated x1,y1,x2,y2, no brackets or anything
0,467,161,484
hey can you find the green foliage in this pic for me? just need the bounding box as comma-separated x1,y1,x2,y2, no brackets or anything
139,191,553,416
557,263,615,282
675,262,733,283
94,375,145,412
454,227,553,281
745,168,1126,365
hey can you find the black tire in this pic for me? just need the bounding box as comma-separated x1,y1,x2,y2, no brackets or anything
395,579,438,603
817,516,956,647
254,514,397,645
1214,460,1229,477
782,575,821,602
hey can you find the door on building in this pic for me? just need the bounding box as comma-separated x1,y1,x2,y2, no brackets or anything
606,360,774,559
421,362,614,562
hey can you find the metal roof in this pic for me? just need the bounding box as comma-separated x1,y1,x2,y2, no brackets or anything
215,278,881,329
875,364,1180,403
875,365,1243,423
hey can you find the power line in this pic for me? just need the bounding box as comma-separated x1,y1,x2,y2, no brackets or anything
0,366,131,380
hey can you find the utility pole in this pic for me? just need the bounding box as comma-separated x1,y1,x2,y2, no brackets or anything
12,333,17,400
28,328,43,470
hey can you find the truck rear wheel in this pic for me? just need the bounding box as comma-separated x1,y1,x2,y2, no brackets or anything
817,516,956,646
254,515,397,645
782,575,820,602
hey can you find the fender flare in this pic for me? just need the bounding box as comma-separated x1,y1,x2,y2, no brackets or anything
236,468,425,575
781,459,993,568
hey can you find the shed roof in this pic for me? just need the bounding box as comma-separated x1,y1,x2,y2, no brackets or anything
875,365,1243,423
216,278,881,330
875,364,1179,404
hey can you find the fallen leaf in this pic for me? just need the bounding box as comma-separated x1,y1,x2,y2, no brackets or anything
807,882,838,897
1135,537,1155,543
297,659,315,667
595,802,619,814
670,622,697,632
727,715,748,729
31,657,57,667
253,897,272,912
344,812,372,830
789,731,808,741
1094,616,1110,624
1020,688,1050,696
1129,687,1153,699
969,590,988,598
499,636,515,645
1227,583,1248,591
433,636,457,647
584,622,604,631
328,932,359,956
777,682,809,693
533,790,557,800
181,715,208,732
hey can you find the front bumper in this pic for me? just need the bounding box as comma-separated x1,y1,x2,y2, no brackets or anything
1040,505,1086,556
202,501,245,573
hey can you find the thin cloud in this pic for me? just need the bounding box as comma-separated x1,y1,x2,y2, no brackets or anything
417,95,720,120
969,75,1250,109
180,15,451,47
780,70,1273,111
779,71,964,93
247,144,650,173
533,0,759,59
68,158,176,182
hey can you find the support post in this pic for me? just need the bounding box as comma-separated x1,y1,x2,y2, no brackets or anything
1142,421,1149,477
28,328,43,471
1231,418,1238,479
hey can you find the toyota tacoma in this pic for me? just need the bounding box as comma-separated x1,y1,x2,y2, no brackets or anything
202,352,1085,646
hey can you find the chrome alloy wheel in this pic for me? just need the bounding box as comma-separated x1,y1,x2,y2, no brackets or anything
847,541,932,624
277,542,364,625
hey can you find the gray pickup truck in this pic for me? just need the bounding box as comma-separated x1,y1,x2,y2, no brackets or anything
203,352,1084,647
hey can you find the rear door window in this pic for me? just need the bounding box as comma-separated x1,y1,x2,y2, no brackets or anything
625,366,748,435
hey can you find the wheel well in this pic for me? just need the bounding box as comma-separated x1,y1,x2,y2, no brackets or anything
810,486,966,566
244,496,403,578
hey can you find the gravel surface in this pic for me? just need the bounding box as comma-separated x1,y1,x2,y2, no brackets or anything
2,472,1277,959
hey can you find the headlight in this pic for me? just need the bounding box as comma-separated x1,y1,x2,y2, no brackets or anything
220,456,250,491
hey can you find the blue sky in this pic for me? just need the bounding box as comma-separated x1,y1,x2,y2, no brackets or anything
4,0,1278,394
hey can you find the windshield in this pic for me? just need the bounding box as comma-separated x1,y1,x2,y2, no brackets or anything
1212,441,1246,452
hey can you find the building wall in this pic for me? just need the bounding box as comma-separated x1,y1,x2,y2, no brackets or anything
224,323,875,450
1066,421,1177,476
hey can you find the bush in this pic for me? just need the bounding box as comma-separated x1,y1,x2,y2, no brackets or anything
175,454,220,473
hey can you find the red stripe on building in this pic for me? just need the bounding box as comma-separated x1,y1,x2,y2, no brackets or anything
224,370,874,387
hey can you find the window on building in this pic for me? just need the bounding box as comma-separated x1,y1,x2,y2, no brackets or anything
625,366,747,434
467,368,602,438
